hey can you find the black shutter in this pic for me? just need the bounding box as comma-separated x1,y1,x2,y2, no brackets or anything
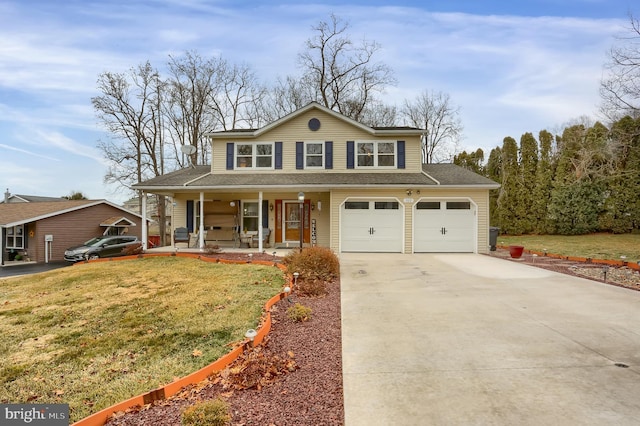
262,200,269,228
226,143,234,170
347,141,354,169
397,140,405,169
275,142,283,169
325,141,333,169
296,142,304,169
186,200,194,232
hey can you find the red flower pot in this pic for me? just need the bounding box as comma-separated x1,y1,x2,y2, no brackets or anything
509,245,524,259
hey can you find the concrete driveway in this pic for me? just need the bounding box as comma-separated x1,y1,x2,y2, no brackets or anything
340,253,640,426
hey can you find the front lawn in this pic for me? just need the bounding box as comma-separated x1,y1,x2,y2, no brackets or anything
497,233,640,261
0,257,285,422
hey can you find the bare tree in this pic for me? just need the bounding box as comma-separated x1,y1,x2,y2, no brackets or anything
165,51,221,167
402,90,463,163
211,59,268,130
600,13,640,120
92,61,168,245
297,14,396,121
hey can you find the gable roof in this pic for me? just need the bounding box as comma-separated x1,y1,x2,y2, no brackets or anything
0,200,145,228
206,102,425,139
134,164,499,192
1,194,66,203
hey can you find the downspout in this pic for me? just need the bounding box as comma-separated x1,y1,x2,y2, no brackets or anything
199,192,204,249
141,193,148,250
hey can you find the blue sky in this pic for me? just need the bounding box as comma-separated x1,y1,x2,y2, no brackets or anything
0,0,635,203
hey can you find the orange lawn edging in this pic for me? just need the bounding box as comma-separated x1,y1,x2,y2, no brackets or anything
71,252,289,426
496,245,638,269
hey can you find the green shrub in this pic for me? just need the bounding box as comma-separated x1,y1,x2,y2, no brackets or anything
181,399,230,426
287,303,312,322
297,278,327,297
283,246,340,282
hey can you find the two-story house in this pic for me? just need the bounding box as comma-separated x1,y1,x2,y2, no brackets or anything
134,102,499,254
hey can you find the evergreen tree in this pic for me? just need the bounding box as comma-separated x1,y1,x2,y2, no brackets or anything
548,124,606,234
532,130,555,233
601,116,640,232
453,148,485,174
497,137,521,234
486,147,502,227
518,132,538,233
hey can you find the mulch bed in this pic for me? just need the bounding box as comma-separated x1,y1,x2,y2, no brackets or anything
105,251,344,426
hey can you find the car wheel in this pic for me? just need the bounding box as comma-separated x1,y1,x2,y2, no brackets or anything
88,254,100,260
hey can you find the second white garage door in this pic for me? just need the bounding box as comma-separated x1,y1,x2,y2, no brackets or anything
341,200,403,252
414,200,475,252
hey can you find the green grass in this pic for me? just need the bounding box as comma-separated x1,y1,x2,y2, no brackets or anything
0,257,285,422
497,233,640,261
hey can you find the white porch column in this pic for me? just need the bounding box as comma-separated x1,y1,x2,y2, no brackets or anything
199,192,205,249
141,193,148,251
258,191,263,252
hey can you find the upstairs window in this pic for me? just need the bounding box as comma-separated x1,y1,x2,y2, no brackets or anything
236,143,273,169
356,141,396,168
305,142,323,168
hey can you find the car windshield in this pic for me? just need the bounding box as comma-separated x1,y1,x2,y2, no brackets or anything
83,237,108,247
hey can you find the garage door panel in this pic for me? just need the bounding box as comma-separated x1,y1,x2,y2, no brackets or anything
414,200,475,253
341,201,402,252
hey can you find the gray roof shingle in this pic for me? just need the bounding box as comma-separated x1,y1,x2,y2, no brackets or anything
134,164,499,190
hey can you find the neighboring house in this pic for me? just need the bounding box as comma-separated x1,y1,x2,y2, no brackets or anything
123,195,173,237
2,189,66,204
134,102,499,254
0,199,145,264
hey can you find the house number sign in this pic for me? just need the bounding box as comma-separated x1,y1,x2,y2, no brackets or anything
311,219,317,246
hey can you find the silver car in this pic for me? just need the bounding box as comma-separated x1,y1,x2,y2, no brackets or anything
64,236,139,262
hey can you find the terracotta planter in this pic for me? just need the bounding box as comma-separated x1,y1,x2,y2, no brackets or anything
509,245,524,259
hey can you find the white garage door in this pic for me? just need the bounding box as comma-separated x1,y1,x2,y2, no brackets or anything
341,200,403,252
414,200,475,252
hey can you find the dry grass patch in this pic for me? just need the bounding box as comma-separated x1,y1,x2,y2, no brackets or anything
0,257,285,423
497,233,640,261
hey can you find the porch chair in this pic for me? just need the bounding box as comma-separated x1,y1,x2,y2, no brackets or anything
252,228,271,248
174,227,190,247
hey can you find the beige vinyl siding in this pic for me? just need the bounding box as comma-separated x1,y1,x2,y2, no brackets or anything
212,109,422,174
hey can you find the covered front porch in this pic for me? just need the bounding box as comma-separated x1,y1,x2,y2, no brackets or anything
140,189,330,253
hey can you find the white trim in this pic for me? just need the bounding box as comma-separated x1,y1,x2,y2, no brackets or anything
304,141,324,169
354,140,397,169
234,142,275,170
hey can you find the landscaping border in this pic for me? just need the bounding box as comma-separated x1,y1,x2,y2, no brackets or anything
70,252,290,426
496,245,640,271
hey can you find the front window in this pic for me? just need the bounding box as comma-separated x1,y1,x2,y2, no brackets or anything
242,201,259,233
306,142,323,168
236,143,273,169
357,141,396,168
6,225,24,249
